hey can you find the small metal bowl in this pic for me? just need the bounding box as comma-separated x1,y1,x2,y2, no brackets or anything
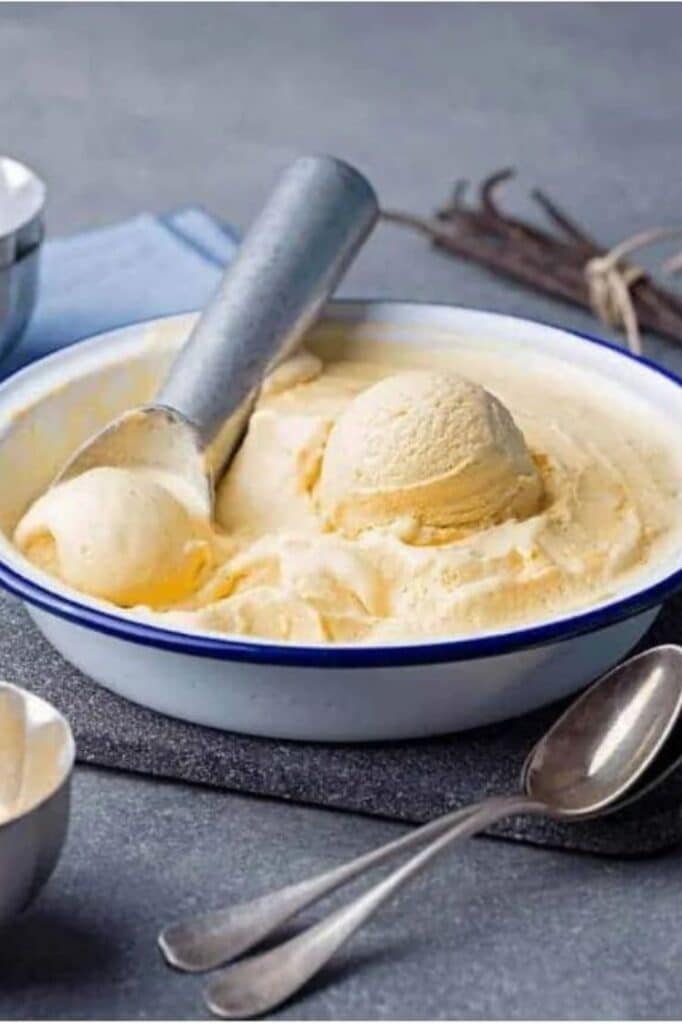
0,157,45,363
0,682,74,926
0,245,41,361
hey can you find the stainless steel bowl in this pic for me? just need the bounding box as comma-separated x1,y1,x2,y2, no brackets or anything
0,683,74,925
0,157,45,363
0,245,41,360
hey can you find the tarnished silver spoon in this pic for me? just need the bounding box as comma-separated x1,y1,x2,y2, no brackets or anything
189,644,682,1018
55,154,378,517
160,644,682,978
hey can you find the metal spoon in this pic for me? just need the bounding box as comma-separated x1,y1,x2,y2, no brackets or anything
160,643,682,977
191,644,682,1018
55,155,378,517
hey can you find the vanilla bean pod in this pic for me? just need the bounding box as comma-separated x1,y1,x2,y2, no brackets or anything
382,170,682,345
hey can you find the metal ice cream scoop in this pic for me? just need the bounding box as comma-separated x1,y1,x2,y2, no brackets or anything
55,155,379,517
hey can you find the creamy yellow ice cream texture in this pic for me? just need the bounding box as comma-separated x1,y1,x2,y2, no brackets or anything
13,340,682,644
15,466,212,606
0,685,72,826
318,369,543,542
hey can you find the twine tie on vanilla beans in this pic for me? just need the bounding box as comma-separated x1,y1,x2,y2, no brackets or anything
585,228,682,356
381,171,682,357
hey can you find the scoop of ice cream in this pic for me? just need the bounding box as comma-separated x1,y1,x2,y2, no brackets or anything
317,370,543,541
0,685,72,826
14,466,211,606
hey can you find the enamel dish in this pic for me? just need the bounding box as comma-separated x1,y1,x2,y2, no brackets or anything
0,303,679,741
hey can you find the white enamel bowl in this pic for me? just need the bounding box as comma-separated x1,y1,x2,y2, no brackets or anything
0,303,679,742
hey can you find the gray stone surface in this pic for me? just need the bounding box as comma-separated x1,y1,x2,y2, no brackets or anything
0,2,682,1019
2,767,682,1022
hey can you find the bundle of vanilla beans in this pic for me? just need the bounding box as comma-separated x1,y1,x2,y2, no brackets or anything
382,169,682,350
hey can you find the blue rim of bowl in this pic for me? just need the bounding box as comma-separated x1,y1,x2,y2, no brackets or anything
0,301,680,669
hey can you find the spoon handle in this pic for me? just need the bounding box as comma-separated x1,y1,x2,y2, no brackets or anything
157,155,378,471
159,804,475,973
204,794,545,1020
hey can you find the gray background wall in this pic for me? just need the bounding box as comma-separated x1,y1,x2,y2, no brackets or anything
3,2,681,368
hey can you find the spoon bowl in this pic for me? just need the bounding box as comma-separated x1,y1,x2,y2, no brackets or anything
523,644,682,817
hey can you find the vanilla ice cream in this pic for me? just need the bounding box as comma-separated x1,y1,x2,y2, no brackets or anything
13,337,682,644
15,466,212,605
317,369,543,542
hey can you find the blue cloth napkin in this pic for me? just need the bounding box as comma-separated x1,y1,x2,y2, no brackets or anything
1,207,239,378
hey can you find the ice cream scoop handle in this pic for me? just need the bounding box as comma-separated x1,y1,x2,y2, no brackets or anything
156,155,378,462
